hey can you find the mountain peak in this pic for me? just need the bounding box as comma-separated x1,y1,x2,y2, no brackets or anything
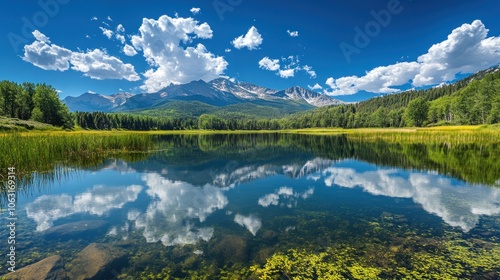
277,86,342,107
64,78,344,113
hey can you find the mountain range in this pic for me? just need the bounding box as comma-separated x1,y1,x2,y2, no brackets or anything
63,78,343,117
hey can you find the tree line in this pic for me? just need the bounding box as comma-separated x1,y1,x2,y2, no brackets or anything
0,81,73,129
73,111,282,130
74,111,197,130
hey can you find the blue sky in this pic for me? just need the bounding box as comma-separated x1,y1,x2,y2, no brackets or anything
1,0,500,101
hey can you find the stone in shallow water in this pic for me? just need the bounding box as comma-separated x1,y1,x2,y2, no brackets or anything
66,243,127,280
209,235,248,264
42,220,108,239
2,255,67,280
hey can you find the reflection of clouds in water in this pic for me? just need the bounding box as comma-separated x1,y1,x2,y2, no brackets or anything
103,159,137,174
73,185,143,215
321,167,500,232
258,193,280,207
127,209,141,221
107,222,130,240
307,174,321,181
25,194,73,232
26,185,142,231
258,186,314,208
324,168,413,198
133,173,227,246
234,214,262,236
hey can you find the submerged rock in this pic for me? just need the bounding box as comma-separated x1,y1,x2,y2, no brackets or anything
481,271,499,280
3,255,67,280
42,220,108,239
209,235,248,264
66,243,127,280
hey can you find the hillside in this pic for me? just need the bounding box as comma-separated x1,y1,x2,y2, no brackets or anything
136,99,313,119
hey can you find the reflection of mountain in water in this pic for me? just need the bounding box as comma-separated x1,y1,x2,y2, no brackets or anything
118,134,500,186
105,156,335,188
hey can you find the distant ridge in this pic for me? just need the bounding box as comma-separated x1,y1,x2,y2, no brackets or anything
63,78,343,114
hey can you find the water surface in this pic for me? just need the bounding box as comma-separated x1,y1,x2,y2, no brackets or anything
2,134,499,279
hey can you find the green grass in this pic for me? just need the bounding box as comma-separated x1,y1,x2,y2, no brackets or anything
0,132,154,201
281,126,500,145
133,99,313,119
0,116,60,132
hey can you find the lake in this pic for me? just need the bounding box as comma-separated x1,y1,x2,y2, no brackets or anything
1,133,499,279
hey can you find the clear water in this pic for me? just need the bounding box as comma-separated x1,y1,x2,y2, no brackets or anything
2,134,499,279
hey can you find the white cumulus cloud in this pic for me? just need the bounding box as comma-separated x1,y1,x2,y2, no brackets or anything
232,26,263,50
258,57,280,71
325,20,500,96
115,34,125,44
116,24,125,33
279,68,295,78
99,27,113,39
22,31,72,71
259,55,317,79
22,31,140,81
287,30,299,37
123,44,137,56
190,7,201,14
325,62,421,96
69,48,140,81
131,15,227,92
302,65,317,78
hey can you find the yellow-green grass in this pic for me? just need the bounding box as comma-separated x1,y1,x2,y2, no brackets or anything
1,124,499,135
2,125,500,147
0,116,61,132
0,133,154,183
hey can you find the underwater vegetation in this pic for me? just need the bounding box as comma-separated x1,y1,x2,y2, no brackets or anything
127,210,500,280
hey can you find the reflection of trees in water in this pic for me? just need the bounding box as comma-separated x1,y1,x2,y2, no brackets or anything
154,133,500,186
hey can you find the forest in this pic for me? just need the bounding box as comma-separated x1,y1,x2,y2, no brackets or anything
1,69,499,131
0,81,73,129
